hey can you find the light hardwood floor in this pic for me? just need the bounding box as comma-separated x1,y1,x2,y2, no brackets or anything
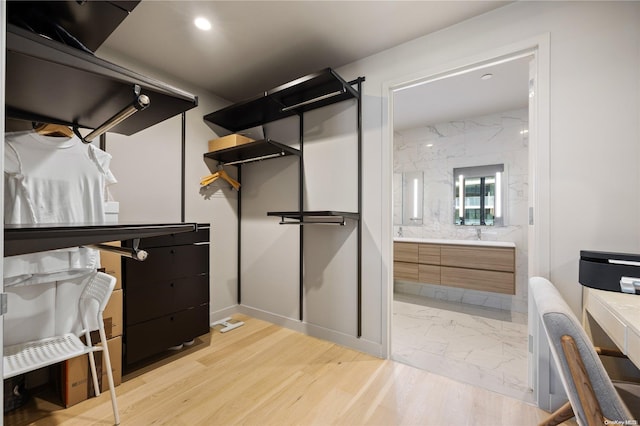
6,315,559,425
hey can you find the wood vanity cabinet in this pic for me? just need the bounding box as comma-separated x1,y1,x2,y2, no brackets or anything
393,241,515,294
122,224,210,368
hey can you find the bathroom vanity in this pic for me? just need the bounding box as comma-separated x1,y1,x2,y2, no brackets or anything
393,238,516,294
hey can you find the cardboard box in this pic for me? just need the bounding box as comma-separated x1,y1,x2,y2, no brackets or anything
62,336,122,408
101,289,123,339
99,241,122,290
207,134,254,152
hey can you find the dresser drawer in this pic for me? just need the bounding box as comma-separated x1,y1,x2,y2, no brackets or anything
394,242,418,263
125,304,210,365
126,274,209,324
127,225,210,249
124,243,209,282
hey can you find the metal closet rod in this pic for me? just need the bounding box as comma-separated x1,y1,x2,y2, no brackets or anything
223,152,286,166
75,85,150,144
280,89,345,112
85,243,148,261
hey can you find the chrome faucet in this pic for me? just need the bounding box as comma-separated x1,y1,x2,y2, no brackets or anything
398,227,403,237
476,228,482,240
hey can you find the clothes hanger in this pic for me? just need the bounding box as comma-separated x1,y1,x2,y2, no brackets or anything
33,122,74,138
200,167,240,190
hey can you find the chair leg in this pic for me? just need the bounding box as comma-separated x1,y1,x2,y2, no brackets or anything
539,401,574,426
85,331,101,397
561,335,606,426
98,326,120,425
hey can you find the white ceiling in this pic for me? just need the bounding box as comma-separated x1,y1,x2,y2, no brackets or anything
393,55,531,131
101,0,511,103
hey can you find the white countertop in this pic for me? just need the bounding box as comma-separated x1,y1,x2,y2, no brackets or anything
394,237,516,248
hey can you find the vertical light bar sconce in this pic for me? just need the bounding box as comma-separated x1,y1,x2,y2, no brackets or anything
495,171,502,218
458,174,464,221
413,178,419,219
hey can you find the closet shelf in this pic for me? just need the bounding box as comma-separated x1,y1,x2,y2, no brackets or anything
203,68,360,133
6,23,198,136
267,211,360,225
4,223,196,257
203,139,301,165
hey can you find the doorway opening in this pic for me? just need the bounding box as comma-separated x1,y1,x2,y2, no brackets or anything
389,52,538,402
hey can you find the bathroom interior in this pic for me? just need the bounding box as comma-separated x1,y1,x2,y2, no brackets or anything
391,55,533,401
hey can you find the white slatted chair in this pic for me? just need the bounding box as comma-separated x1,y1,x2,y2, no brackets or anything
3,272,120,425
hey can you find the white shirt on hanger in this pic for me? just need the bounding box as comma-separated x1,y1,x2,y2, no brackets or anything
4,130,117,286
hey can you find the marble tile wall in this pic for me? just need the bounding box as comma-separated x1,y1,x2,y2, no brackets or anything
393,108,529,312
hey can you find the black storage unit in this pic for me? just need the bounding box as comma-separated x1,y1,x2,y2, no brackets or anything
4,0,199,253
203,68,365,336
579,250,640,294
122,224,210,368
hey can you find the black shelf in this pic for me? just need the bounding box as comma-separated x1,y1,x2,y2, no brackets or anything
203,68,358,133
267,211,360,225
204,139,301,165
7,1,140,52
6,23,198,135
5,223,196,257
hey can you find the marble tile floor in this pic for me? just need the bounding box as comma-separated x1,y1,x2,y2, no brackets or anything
392,292,535,403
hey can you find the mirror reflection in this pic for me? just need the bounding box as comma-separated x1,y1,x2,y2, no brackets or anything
454,164,504,226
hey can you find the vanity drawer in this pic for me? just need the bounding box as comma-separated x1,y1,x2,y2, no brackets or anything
394,243,418,263
627,326,640,368
441,266,515,294
419,244,440,265
394,261,418,281
418,264,440,284
441,245,515,272
586,293,627,351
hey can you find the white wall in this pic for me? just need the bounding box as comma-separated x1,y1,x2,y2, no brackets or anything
98,1,640,357
335,0,640,341
93,46,239,316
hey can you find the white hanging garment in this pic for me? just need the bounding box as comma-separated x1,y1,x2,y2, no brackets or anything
4,131,118,286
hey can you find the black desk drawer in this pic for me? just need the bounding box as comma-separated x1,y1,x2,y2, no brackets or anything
124,243,209,282
126,274,209,324
125,304,210,365
127,225,209,249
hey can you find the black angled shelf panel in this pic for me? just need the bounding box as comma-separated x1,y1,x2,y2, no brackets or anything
6,24,198,135
203,68,357,133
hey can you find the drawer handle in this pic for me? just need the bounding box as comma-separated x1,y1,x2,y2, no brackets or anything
170,282,174,288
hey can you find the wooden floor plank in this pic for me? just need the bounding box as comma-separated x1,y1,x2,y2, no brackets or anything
4,315,564,425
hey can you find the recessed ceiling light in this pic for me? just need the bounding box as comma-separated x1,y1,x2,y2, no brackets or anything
480,73,493,80
426,143,434,148
195,17,212,31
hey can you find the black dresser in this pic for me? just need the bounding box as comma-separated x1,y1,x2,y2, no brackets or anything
122,223,210,368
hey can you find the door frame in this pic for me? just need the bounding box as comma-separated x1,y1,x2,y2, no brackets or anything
380,34,550,361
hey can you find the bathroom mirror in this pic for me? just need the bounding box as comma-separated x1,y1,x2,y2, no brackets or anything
398,171,423,226
454,164,504,226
